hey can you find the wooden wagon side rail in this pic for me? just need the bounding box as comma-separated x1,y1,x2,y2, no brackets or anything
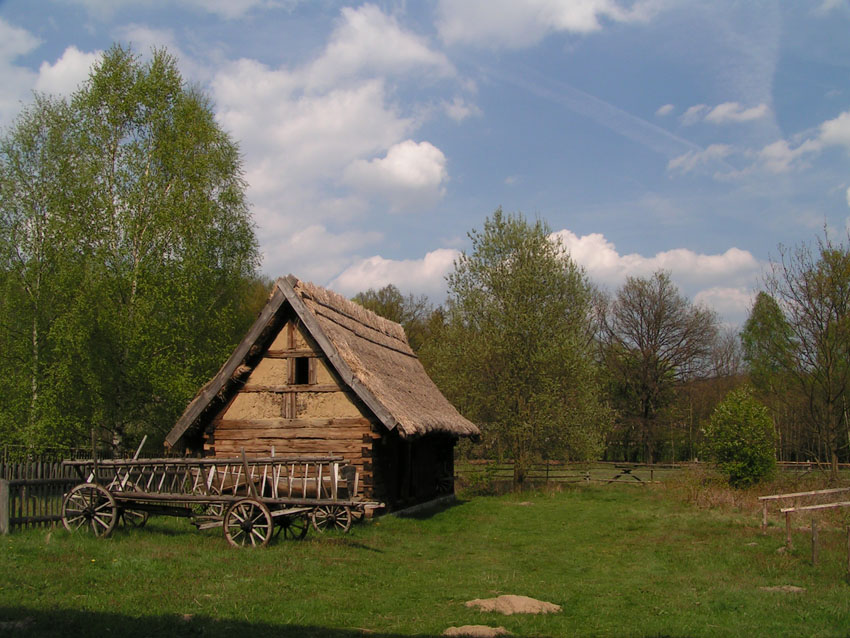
63,454,358,502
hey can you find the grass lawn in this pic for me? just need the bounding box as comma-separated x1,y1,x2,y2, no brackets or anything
1,482,849,637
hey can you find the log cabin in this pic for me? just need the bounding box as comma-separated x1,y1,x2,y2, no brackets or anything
164,275,479,511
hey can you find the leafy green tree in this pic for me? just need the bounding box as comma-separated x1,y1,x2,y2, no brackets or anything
757,235,850,474
741,292,793,394
352,284,435,352
0,94,82,446
740,291,806,461
600,271,718,463
0,45,260,451
704,386,776,487
424,208,611,486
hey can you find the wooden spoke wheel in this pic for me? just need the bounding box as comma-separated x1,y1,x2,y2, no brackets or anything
223,499,273,548
61,483,118,537
311,505,352,534
276,513,310,540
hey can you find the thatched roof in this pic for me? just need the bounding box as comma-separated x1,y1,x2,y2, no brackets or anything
165,275,479,449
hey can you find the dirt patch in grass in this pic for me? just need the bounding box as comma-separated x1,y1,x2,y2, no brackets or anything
465,595,561,615
759,585,806,593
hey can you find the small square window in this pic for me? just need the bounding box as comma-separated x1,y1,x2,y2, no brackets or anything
294,357,310,385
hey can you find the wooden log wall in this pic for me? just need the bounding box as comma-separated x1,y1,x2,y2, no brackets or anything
204,318,381,499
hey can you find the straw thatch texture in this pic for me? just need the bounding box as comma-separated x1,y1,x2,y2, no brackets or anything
166,275,478,449
293,278,479,439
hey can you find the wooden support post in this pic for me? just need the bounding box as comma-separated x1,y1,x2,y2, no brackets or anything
0,479,9,535
762,501,768,534
812,519,819,566
240,448,258,499
786,511,793,550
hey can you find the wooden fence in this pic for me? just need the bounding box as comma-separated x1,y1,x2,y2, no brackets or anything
0,457,79,534
455,460,684,485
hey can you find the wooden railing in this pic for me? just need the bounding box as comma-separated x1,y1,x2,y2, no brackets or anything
455,460,685,485
0,477,78,533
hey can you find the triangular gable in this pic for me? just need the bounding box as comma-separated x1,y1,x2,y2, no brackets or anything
165,276,399,449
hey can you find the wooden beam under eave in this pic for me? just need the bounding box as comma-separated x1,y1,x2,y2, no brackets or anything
165,285,288,449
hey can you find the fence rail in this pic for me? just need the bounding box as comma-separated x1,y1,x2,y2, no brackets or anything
455,460,685,485
0,477,78,534
0,455,83,533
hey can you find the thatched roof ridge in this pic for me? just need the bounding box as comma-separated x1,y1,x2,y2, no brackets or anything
165,275,478,449
295,279,409,347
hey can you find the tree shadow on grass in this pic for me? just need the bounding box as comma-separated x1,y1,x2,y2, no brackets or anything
0,607,446,638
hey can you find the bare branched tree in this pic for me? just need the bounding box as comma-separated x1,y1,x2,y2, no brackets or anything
601,271,718,462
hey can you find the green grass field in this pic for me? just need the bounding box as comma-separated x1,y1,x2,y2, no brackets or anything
2,481,849,637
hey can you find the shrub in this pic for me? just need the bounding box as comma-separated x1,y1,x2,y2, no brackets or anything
704,386,777,488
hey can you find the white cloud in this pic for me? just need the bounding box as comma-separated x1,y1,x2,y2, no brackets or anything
257,218,383,282
205,4,463,281
442,96,481,122
343,140,448,211
820,110,850,148
680,104,708,125
113,24,179,52
757,138,821,173
846,186,850,208
0,17,40,60
305,4,454,90
704,101,769,124
655,103,674,117
669,109,850,178
184,0,292,20
214,69,413,200
680,101,769,126
667,144,732,174
0,19,40,126
34,46,100,96
693,287,755,325
550,229,760,325
552,229,759,285
436,0,657,48
329,248,460,299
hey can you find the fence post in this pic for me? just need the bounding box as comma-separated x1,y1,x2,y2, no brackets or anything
0,479,9,535
811,519,819,566
785,511,793,550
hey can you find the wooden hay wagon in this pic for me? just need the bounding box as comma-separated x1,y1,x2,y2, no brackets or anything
60,453,370,547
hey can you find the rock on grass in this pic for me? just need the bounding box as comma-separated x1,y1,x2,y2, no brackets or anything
465,595,562,615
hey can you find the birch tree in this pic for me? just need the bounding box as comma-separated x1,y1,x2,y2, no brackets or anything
0,45,260,450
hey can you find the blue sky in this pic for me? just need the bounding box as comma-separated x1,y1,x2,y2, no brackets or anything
1,0,849,326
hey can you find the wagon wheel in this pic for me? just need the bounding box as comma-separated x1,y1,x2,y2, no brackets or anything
276,513,310,540
435,460,454,495
61,483,119,537
223,499,273,548
311,505,352,534
107,479,148,528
